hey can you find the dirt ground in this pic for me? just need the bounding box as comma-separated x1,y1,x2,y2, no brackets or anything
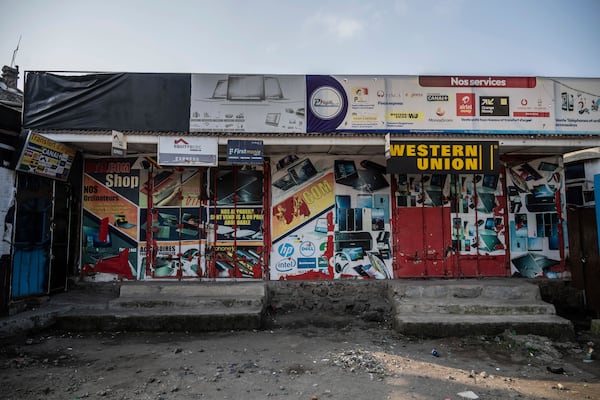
1,324,599,400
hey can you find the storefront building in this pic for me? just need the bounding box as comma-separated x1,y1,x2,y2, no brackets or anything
13,72,600,288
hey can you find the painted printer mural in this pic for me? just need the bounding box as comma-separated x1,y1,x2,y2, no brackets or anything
270,155,393,280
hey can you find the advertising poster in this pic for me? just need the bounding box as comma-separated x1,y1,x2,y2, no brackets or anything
138,205,206,279
138,241,205,279
139,167,205,208
211,244,264,278
82,158,141,280
272,161,335,240
83,159,267,280
16,132,76,181
190,74,306,133
270,155,393,280
552,77,600,133
505,156,565,278
306,75,555,134
207,206,264,243
204,206,264,278
444,173,507,256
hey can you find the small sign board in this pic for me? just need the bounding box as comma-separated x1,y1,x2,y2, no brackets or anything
111,130,127,157
16,131,76,181
386,138,500,174
227,140,263,164
158,136,218,166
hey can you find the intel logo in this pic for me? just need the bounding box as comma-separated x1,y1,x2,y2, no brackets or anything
277,243,294,258
299,241,316,257
276,259,296,272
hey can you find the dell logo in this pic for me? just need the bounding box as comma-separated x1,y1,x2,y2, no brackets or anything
299,241,316,257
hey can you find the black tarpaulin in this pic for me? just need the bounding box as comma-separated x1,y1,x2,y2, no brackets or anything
24,72,190,131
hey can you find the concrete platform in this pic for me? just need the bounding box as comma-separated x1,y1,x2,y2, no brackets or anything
388,279,574,339
0,280,266,337
0,278,575,339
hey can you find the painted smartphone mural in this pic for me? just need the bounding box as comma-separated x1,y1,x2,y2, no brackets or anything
506,156,565,278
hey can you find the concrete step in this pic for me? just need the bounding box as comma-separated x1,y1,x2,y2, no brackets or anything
389,279,544,301
393,313,574,339
118,281,266,298
54,281,267,333
388,279,574,339
393,299,556,315
55,306,263,332
108,295,264,310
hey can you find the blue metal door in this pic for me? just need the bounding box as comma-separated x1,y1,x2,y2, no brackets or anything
11,174,53,297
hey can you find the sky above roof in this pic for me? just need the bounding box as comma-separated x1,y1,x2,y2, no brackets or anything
1,0,599,90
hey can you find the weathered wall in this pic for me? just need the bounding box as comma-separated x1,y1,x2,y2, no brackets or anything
265,280,392,328
535,279,585,315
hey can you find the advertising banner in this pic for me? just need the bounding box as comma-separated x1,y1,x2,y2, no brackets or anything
552,77,600,133
306,75,558,134
16,132,76,181
190,74,306,133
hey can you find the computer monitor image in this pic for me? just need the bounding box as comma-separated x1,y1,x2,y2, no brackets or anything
227,75,265,101
265,77,284,100
288,159,318,185
211,79,227,99
482,174,499,191
83,226,111,248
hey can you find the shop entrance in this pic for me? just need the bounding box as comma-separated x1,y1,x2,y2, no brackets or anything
12,174,73,297
392,173,508,278
567,206,600,314
143,165,268,280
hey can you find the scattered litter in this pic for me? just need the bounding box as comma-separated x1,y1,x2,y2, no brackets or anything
457,391,479,399
330,349,386,378
583,346,594,363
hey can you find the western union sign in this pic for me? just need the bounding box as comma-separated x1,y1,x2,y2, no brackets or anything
385,139,499,174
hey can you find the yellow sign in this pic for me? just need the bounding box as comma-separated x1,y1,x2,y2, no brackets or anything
272,173,335,239
17,132,76,181
386,141,499,174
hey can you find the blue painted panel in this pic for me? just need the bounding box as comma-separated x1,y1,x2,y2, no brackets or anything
12,246,48,297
